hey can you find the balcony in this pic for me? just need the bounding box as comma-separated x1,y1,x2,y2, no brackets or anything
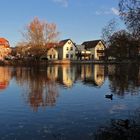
97,50,104,53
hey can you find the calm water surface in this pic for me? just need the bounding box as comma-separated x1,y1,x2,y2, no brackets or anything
0,64,140,140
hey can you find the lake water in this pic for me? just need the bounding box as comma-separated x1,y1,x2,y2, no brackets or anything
0,64,140,140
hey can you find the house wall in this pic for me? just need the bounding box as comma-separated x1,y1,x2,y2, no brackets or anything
87,41,105,60
94,41,105,60
57,47,63,60
47,48,58,60
63,40,76,60
88,48,95,60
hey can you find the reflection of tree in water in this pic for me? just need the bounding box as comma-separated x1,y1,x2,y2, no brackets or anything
13,67,58,111
94,109,140,140
108,64,140,96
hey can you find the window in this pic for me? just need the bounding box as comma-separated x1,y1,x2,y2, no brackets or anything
66,54,69,58
53,55,55,59
66,47,69,51
50,55,52,59
70,47,73,51
71,54,73,59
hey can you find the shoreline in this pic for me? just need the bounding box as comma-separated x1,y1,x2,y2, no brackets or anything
0,59,140,66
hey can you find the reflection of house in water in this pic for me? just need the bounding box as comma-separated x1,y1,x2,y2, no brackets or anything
57,65,76,88
81,65,105,87
12,65,106,111
47,66,58,80
0,67,11,91
47,65,105,88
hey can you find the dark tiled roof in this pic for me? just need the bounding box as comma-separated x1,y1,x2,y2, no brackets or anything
60,39,70,45
58,39,76,47
82,39,102,49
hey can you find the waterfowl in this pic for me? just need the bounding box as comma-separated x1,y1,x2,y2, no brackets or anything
105,94,113,100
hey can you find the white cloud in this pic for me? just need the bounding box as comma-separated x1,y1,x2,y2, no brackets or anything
53,0,68,7
95,9,111,15
111,7,120,16
95,7,120,16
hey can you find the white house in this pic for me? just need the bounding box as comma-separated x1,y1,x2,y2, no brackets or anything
57,39,77,60
47,47,58,60
82,40,106,60
47,39,106,61
47,39,77,60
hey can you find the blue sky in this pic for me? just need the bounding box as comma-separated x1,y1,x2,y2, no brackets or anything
0,0,124,47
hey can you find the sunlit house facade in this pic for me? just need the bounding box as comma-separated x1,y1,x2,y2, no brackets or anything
47,47,58,60
76,40,106,60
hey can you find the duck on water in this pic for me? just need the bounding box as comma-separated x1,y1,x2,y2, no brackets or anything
105,94,113,100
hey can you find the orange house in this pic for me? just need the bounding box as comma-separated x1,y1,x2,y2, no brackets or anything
0,38,11,60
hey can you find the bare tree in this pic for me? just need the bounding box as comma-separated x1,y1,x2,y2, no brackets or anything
101,19,118,46
119,0,140,39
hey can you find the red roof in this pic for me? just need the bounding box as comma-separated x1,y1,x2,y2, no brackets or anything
44,42,61,49
0,38,10,47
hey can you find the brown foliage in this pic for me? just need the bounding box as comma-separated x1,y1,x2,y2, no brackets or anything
20,17,59,58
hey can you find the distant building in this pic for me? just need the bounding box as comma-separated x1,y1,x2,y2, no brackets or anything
76,40,106,60
0,38,11,60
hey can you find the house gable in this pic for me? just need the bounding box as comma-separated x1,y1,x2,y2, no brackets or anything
47,47,58,60
63,39,76,59
80,40,106,60
95,41,106,50
57,39,77,60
